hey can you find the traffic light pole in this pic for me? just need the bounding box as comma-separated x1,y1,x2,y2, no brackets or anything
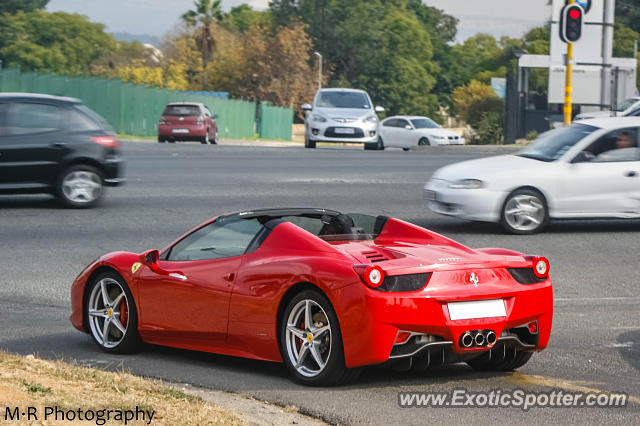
564,41,573,125
563,0,575,125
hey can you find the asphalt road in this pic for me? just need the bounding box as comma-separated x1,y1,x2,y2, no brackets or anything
1,141,638,425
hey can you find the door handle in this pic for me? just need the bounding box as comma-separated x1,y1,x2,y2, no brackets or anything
625,171,638,177
51,142,67,149
223,272,235,282
168,272,187,281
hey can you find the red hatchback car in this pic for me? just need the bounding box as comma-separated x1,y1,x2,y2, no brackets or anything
158,102,218,144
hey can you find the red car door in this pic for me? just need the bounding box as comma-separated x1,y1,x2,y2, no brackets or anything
135,217,264,345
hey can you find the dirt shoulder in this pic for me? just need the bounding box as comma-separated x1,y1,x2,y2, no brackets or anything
0,351,324,426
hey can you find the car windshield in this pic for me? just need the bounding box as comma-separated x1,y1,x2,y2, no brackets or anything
316,91,370,109
616,98,638,112
164,105,200,116
411,118,440,129
517,124,598,162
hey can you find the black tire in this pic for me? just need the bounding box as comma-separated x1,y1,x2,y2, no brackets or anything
500,188,549,235
85,271,142,354
56,164,104,209
402,147,410,151
158,136,165,143
418,137,430,146
211,129,219,144
467,349,533,372
168,139,175,143
279,289,360,386
305,136,316,149
201,130,209,144
364,138,384,150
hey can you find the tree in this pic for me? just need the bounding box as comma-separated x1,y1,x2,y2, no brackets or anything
0,0,48,15
451,80,502,130
613,23,640,57
616,0,640,34
269,0,299,27
222,4,270,33
0,10,115,75
181,0,223,90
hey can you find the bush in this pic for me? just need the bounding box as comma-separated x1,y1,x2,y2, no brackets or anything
451,80,503,130
475,111,503,145
525,130,538,140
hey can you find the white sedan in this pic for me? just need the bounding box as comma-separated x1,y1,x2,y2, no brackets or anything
424,117,640,234
379,116,464,150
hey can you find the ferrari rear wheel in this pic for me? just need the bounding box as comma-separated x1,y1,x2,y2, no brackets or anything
280,290,359,386
86,272,141,354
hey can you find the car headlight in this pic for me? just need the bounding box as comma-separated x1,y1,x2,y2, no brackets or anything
449,179,484,189
311,114,328,123
365,114,378,123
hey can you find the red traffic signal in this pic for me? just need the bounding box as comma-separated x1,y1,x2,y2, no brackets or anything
560,4,584,43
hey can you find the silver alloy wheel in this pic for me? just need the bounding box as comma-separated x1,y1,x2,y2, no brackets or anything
419,138,430,146
62,170,102,204
88,278,129,349
504,194,545,232
285,299,332,378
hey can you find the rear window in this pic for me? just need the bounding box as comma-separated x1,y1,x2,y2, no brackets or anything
163,105,201,116
73,104,113,131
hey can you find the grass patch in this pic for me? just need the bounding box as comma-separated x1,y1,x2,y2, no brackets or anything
0,352,244,425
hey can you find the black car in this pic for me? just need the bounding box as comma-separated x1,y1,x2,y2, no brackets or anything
0,93,125,207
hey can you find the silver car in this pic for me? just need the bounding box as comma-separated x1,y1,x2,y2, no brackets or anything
302,88,384,149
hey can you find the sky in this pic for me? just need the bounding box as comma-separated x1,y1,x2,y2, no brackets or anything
47,0,554,43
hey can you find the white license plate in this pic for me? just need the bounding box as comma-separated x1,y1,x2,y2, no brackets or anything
172,129,189,134
424,190,438,201
334,127,355,134
447,299,506,321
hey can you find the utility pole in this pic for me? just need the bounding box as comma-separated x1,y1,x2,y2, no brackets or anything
314,52,323,90
602,0,614,115
563,0,575,125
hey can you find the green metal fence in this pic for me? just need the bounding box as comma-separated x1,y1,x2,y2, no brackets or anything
0,68,293,140
258,101,294,141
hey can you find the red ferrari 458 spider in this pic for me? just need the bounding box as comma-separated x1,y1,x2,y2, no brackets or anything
70,208,553,385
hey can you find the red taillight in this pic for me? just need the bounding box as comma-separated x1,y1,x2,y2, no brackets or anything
159,116,167,125
532,256,550,279
197,116,204,125
395,331,412,344
92,136,120,149
364,265,384,288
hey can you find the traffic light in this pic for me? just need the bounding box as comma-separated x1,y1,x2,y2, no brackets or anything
560,4,584,43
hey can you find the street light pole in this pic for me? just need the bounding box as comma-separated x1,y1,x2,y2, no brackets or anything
314,52,322,90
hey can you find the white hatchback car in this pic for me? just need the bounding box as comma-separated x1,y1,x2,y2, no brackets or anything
302,88,384,150
424,117,640,234
379,116,464,150
575,97,640,120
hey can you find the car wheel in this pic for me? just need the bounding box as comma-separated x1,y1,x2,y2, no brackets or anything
86,271,142,354
305,136,316,149
212,129,219,144
201,130,209,144
280,289,360,386
158,136,165,143
377,137,385,150
467,347,533,371
418,137,430,146
57,164,104,208
501,188,548,234
402,147,410,151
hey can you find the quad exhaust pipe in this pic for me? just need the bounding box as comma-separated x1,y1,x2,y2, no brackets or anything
459,330,496,348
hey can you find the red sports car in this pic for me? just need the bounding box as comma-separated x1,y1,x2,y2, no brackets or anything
70,208,553,386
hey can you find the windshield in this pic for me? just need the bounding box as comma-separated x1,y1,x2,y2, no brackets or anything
316,91,370,109
163,105,201,116
616,98,639,112
517,124,598,162
411,118,440,129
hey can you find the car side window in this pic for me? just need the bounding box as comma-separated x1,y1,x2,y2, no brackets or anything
7,102,62,135
382,119,396,127
68,107,102,131
167,218,264,261
0,103,8,137
397,119,410,129
583,128,640,163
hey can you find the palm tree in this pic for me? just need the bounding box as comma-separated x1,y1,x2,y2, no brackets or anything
182,0,223,90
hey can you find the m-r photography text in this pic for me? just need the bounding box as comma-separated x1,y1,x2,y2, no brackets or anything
3,406,155,425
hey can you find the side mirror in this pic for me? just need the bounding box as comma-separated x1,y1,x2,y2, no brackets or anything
571,151,595,164
405,125,413,130
212,114,219,119
375,106,385,113
141,249,159,266
301,104,312,111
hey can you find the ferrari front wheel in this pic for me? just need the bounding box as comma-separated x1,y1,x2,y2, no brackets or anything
86,272,141,354
280,290,359,386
